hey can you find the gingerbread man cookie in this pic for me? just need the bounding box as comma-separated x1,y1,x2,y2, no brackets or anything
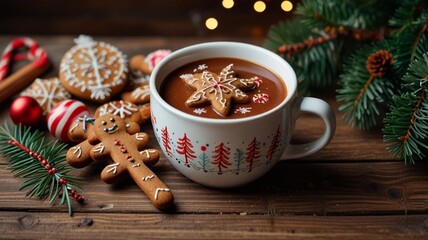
59,35,128,103
67,101,153,168
20,77,71,115
88,114,173,209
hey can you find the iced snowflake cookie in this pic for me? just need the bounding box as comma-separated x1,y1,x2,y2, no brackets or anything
20,78,71,115
88,114,173,209
59,35,128,103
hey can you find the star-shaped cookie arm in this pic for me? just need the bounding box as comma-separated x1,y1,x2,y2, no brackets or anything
237,76,258,90
211,96,232,116
181,73,211,107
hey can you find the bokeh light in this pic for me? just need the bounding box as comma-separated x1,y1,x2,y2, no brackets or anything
222,0,234,9
205,17,218,30
253,1,266,13
281,1,293,12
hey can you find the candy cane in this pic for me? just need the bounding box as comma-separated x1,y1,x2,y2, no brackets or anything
253,93,270,104
0,38,49,103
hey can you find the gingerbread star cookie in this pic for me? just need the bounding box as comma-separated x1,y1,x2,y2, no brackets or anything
180,64,259,116
20,77,71,115
59,35,128,103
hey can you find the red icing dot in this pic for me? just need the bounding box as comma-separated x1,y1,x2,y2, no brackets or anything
200,146,207,151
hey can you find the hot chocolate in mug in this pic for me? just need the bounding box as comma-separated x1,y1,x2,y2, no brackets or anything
150,42,336,188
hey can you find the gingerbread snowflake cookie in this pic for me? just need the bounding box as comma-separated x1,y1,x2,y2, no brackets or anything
180,64,259,116
20,77,71,115
59,35,128,103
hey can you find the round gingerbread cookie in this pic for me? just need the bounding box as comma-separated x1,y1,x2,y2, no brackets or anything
59,35,128,103
20,77,72,115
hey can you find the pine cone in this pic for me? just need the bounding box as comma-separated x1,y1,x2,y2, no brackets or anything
366,50,394,78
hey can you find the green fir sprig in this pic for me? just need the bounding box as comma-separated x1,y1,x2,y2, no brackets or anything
336,42,401,129
264,0,396,95
0,123,84,216
383,52,428,164
264,19,340,95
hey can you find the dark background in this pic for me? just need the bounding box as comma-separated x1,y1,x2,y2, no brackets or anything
0,0,295,38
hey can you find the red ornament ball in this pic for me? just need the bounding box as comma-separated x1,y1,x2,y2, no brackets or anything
9,96,44,127
47,100,90,142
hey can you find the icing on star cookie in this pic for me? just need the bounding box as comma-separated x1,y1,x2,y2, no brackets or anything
180,64,258,116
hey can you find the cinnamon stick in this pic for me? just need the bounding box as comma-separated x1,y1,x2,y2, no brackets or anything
0,61,50,104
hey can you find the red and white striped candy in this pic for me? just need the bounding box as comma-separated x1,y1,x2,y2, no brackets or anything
252,93,270,104
47,100,90,142
145,49,171,71
0,38,48,80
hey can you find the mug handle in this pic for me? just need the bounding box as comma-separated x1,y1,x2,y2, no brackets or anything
281,97,336,160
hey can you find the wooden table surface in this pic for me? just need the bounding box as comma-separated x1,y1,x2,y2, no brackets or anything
0,36,427,240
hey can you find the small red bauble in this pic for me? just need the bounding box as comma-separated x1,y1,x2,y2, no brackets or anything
9,96,44,127
46,100,90,142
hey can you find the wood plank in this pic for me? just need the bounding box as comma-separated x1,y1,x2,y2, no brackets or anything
1,211,427,240
0,161,427,215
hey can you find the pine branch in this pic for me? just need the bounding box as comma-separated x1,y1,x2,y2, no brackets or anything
383,51,428,163
389,0,427,30
264,19,340,95
337,42,401,129
0,123,84,216
383,92,428,163
297,0,396,30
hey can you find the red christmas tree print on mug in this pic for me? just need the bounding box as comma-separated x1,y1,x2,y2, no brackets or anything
266,126,281,164
176,133,196,167
161,127,173,158
211,142,231,175
245,137,260,172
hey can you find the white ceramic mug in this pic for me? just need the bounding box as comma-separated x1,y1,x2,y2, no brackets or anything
150,42,336,188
